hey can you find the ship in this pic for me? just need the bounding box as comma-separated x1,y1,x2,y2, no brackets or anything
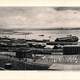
55,35,78,42
47,35,79,45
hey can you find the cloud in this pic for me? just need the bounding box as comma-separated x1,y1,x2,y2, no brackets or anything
0,7,80,29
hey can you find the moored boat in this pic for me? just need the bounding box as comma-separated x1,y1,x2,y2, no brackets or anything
47,35,79,45
55,35,79,42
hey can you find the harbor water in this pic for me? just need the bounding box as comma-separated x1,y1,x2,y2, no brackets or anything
0,29,80,41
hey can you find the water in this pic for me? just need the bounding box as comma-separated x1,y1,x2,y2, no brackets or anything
1,29,80,41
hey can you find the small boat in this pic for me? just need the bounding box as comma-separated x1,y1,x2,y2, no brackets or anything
39,34,44,36
28,43,46,48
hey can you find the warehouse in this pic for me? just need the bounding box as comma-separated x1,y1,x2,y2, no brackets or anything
63,45,80,55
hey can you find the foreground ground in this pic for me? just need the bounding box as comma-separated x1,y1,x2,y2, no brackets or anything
0,53,80,70
49,63,80,70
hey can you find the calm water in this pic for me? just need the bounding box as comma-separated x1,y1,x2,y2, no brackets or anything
1,30,80,41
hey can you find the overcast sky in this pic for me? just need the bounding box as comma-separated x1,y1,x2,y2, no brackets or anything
0,7,80,29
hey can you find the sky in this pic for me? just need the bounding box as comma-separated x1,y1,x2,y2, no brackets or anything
0,7,80,29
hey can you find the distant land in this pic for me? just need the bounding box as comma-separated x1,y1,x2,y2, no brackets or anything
32,27,80,30
0,28,25,32
0,27,80,32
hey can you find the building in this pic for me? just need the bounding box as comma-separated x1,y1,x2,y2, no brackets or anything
63,45,80,55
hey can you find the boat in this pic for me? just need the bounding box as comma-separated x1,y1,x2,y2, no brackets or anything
39,34,44,36
55,35,79,42
47,35,79,45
